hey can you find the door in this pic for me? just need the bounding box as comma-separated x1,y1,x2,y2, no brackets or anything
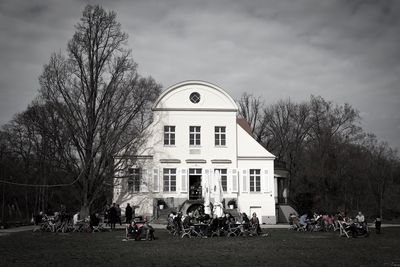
189,168,202,200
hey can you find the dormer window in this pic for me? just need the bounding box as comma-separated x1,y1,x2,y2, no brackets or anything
189,92,200,103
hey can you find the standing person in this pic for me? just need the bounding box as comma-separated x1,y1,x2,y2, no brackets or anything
109,203,117,230
125,203,133,224
116,204,122,226
104,204,110,227
90,213,100,231
374,216,382,234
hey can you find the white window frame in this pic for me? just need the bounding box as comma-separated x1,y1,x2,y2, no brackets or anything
249,169,261,192
214,126,226,146
189,126,201,146
215,168,227,192
163,168,176,192
128,167,141,193
164,126,175,146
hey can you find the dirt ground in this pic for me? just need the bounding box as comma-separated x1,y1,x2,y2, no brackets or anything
1,227,399,266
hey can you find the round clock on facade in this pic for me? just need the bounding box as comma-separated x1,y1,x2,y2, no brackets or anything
189,92,201,103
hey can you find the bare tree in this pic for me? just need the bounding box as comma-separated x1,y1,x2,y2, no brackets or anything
237,93,265,142
262,99,312,194
0,100,79,220
39,5,160,216
362,135,398,218
301,96,362,210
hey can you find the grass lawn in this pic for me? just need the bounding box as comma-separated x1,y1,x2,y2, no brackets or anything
1,227,399,266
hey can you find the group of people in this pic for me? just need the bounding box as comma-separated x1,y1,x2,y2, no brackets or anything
339,211,372,237
126,219,155,241
288,210,380,238
167,208,263,237
33,205,74,233
289,212,335,232
103,203,135,229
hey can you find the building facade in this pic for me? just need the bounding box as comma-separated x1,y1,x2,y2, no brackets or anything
113,80,278,224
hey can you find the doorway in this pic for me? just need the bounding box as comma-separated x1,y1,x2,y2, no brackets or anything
189,168,202,200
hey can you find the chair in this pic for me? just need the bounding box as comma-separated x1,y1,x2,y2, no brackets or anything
297,223,308,232
192,224,207,238
226,223,242,237
92,223,106,232
337,220,350,238
180,221,193,238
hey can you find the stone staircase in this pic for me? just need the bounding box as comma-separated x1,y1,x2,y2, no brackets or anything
152,207,176,224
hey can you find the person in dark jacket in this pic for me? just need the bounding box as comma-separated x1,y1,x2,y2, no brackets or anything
116,204,122,226
242,213,250,230
108,203,117,230
125,203,133,224
374,216,382,234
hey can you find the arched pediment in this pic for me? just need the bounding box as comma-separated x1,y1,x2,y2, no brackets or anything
152,80,238,111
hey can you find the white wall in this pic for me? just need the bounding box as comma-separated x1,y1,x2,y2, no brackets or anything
113,81,277,223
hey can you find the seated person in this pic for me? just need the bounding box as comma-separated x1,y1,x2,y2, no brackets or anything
289,213,300,229
89,213,100,230
241,213,250,230
34,211,44,225
182,212,194,229
73,212,80,225
207,214,220,235
250,212,262,234
299,214,308,228
356,211,365,225
173,212,183,233
200,213,210,224
192,207,203,222
166,212,176,232
140,220,155,241
348,218,368,237
126,221,139,239
222,213,230,230
336,211,344,221
32,211,44,232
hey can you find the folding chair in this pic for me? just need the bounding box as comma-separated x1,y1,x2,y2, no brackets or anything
337,220,350,238
180,221,193,238
249,224,260,236
92,223,106,232
191,225,206,238
297,223,308,232
226,223,242,237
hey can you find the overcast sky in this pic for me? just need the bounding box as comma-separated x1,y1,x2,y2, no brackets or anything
0,0,399,149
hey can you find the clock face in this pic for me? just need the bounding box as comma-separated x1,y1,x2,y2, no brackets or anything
189,92,201,103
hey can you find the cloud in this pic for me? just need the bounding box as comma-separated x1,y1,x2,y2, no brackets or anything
0,0,399,149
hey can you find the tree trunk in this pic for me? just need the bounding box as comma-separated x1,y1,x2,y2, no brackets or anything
80,203,90,219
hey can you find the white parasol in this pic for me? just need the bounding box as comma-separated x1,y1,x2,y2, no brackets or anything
212,170,224,218
202,172,211,215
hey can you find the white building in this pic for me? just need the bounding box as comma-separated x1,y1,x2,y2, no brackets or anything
113,80,279,224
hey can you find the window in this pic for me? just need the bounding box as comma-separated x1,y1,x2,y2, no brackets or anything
128,168,141,193
215,169,227,192
163,168,176,192
164,126,175,145
249,169,261,192
189,126,201,146
189,92,201,103
215,126,226,146
189,168,202,175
